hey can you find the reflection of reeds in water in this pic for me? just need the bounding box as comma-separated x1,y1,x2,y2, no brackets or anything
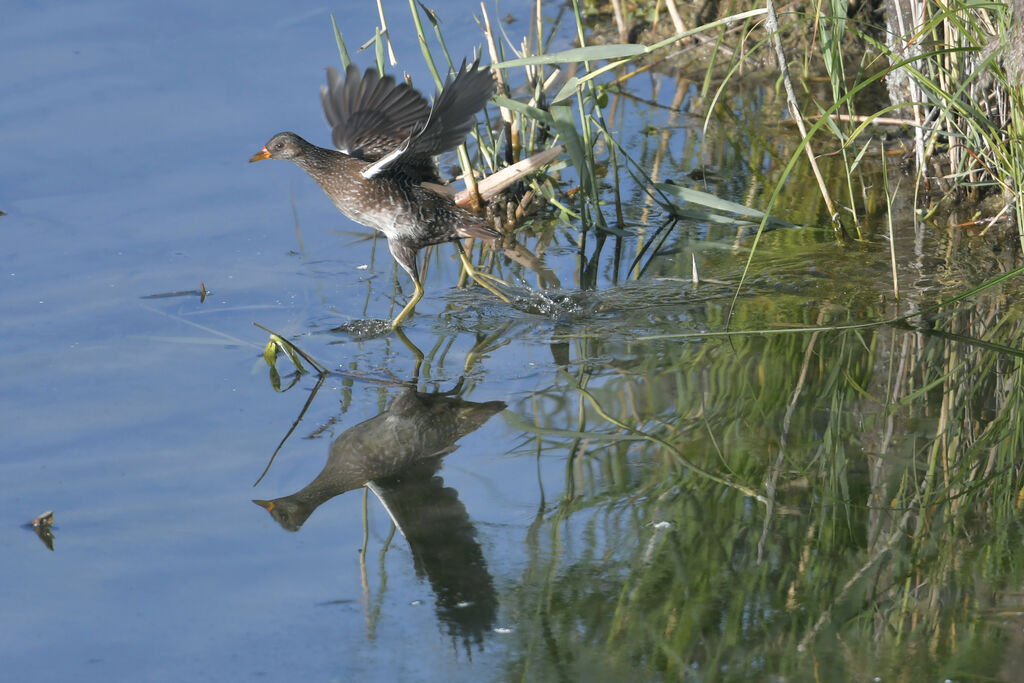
307,0,1021,673
503,290,1024,679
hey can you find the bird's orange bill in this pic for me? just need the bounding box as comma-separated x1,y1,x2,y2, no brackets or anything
249,147,271,162
252,499,275,511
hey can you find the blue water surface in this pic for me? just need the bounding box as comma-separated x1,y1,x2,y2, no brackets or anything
2,2,548,681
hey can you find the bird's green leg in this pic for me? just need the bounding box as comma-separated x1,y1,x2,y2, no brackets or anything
387,241,425,330
456,243,511,303
390,278,424,329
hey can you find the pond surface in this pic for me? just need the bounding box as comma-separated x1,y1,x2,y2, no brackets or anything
5,2,1024,681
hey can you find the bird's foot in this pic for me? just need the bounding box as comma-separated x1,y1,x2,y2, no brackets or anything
457,251,513,304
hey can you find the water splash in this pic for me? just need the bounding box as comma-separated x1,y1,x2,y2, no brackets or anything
330,318,394,338
509,288,587,318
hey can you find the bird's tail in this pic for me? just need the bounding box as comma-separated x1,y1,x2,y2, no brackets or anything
456,215,502,243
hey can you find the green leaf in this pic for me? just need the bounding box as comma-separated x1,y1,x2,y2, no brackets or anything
653,183,769,220
494,44,648,68
330,14,351,69
552,77,580,105
492,96,555,126
551,103,593,199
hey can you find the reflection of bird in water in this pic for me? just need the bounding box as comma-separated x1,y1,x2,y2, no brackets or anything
367,457,498,648
250,60,508,328
253,383,504,530
254,382,505,647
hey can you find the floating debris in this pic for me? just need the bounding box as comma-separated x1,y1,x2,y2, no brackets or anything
31,510,54,527
30,510,55,551
141,281,209,302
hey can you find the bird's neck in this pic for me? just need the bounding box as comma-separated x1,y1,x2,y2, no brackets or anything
293,143,359,176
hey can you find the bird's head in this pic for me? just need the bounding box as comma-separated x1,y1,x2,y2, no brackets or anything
249,132,308,163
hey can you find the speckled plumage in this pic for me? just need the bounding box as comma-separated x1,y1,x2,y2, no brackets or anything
251,60,499,326
251,60,499,325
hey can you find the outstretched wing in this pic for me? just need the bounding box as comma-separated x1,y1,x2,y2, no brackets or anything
361,59,495,181
320,65,431,161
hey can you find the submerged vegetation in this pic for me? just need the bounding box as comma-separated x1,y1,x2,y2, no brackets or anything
256,0,1024,677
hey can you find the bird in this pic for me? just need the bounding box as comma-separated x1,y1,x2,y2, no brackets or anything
250,59,508,328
